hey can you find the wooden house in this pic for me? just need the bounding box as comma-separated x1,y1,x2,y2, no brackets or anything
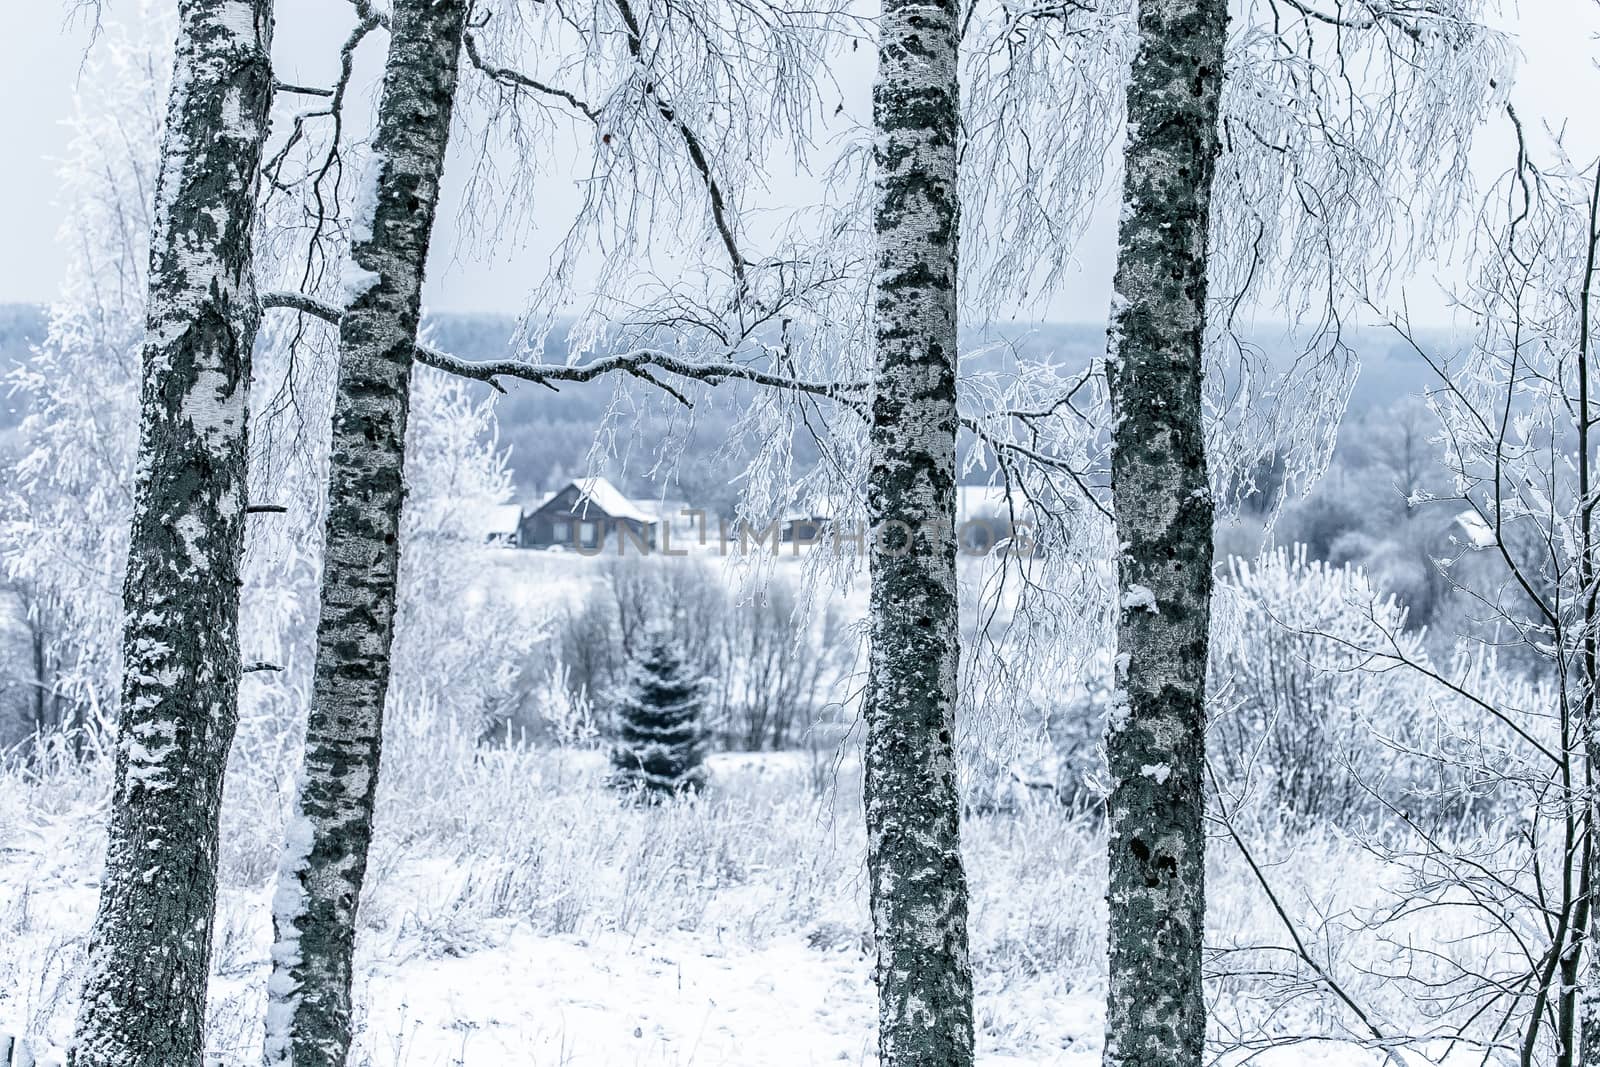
779,495,837,545
472,502,525,548
519,477,659,551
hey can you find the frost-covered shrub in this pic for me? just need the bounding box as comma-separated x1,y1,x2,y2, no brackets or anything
533,557,854,752
1210,545,1432,822
0,25,542,916
0,12,331,763
389,369,544,737
708,577,852,752
0,21,161,747
955,658,1111,816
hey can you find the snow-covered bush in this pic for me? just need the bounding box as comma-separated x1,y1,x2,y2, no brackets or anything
0,24,546,928
0,11,333,762
1210,545,1432,822
710,579,852,752
535,557,854,753
0,19,163,748
538,662,600,748
388,369,541,736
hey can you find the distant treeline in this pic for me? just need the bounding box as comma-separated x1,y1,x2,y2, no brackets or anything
1,304,1447,511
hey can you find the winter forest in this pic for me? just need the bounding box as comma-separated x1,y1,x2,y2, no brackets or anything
1,0,1598,1064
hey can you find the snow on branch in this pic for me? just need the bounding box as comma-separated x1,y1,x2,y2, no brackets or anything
258,290,869,406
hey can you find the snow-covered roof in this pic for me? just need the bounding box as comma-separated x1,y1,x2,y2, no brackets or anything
957,484,1032,522
465,501,525,536
1454,509,1496,549
549,477,657,524
781,495,837,522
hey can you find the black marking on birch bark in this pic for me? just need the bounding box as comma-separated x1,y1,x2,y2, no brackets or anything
69,4,276,1067
1102,2,1225,1067
265,2,468,1064
865,0,974,1062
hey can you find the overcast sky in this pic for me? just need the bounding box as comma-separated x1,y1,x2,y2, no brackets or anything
1,1,1596,324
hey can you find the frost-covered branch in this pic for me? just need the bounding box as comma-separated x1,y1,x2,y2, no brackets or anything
259,289,869,406
461,26,602,123
1207,760,1400,1059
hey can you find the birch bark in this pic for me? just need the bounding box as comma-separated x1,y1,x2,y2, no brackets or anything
1102,2,1227,1065
264,2,468,1063
69,3,275,1065
864,0,974,1060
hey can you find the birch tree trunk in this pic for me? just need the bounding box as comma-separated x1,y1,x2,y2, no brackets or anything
69,3,275,1066
264,3,468,1063
864,0,974,1059
1102,2,1226,1065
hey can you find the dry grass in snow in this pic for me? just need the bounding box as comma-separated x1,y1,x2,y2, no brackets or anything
0,723,1513,1065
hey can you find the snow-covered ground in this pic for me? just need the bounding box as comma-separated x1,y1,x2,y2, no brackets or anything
0,743,1503,1065
0,537,1527,1065
0,751,1108,1065
467,539,876,614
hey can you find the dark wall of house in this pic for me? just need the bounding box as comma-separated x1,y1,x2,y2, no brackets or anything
780,517,831,544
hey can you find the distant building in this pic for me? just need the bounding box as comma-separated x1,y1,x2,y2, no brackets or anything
471,502,525,548
957,484,1036,554
436,499,524,547
780,513,832,545
520,477,660,551
773,486,1036,551
779,495,836,545
1452,508,1497,549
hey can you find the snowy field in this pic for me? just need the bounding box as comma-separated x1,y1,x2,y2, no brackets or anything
0,540,1538,1066
0,751,1095,1065
1,736,1490,1066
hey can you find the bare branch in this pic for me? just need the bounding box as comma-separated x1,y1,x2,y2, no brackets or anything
259,289,868,406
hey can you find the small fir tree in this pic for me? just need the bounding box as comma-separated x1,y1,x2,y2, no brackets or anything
609,625,708,796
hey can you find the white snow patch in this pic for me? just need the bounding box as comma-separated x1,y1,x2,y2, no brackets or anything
1140,762,1172,784
1107,687,1132,733
177,366,244,443
1120,583,1159,614
1454,508,1496,549
173,513,209,571
349,150,386,247
338,259,382,306
263,802,316,1064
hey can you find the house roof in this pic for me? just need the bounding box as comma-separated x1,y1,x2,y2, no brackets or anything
781,495,837,523
537,477,657,524
466,501,525,536
1454,508,1496,549
957,484,1032,521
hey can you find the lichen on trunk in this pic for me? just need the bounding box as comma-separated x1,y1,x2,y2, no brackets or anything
70,2,276,1066
1101,1,1227,1066
264,2,469,1064
864,0,975,1060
